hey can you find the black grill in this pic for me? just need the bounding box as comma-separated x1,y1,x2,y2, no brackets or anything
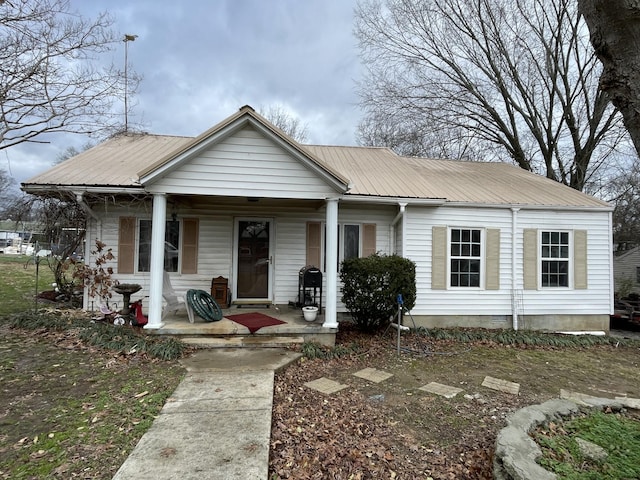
298,265,322,312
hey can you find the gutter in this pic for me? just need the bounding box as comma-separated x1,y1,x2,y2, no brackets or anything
22,184,147,195
341,195,445,206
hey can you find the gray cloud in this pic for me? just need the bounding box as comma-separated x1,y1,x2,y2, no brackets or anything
8,0,362,185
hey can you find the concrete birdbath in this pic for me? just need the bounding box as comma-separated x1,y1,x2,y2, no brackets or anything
113,283,142,315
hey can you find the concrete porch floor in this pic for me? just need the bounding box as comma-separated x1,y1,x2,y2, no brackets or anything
148,304,337,347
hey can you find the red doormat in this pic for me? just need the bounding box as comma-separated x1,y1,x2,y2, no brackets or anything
226,312,286,334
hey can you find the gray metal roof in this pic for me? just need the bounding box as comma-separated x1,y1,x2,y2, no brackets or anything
23,131,610,209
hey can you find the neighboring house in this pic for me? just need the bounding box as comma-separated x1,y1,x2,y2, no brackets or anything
613,247,640,296
22,105,613,332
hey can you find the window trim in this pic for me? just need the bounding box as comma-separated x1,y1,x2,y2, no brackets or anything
539,230,571,288
447,227,484,289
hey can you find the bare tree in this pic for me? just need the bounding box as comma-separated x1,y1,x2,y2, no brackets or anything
260,105,309,143
0,0,137,150
579,0,640,158
0,168,13,198
355,0,626,191
54,141,94,164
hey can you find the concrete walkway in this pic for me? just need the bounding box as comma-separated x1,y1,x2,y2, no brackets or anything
112,349,301,480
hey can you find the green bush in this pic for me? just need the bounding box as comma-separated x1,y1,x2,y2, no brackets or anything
340,253,416,332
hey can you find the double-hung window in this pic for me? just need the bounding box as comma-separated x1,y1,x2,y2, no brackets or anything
138,219,180,272
541,231,569,287
450,228,482,287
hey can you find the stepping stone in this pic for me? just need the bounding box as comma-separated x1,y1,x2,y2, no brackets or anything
419,382,463,398
561,389,618,408
352,367,393,383
304,377,348,394
615,396,640,409
560,389,598,404
482,376,520,395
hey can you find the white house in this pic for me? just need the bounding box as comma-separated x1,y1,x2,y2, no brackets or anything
22,105,614,333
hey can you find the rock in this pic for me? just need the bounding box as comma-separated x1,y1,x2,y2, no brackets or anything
575,437,608,462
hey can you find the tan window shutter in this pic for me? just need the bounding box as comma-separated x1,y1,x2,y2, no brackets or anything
362,223,377,257
181,218,199,274
306,221,321,268
118,217,136,274
485,228,500,290
432,226,447,290
523,229,538,290
573,230,587,289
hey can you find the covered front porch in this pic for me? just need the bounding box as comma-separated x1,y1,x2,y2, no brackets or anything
148,304,338,347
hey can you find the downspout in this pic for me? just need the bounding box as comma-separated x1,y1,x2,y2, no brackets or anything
511,207,520,330
608,210,614,319
391,203,407,256
75,192,99,221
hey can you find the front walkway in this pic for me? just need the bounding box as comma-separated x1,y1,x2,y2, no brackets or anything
112,348,301,480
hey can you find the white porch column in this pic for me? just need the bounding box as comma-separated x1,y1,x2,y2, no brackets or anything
323,198,339,328
145,193,166,329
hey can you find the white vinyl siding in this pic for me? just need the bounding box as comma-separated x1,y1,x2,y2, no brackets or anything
406,206,610,318
145,125,338,199
88,201,610,320
89,201,394,310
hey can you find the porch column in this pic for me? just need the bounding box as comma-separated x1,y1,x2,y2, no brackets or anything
145,193,166,329
323,197,339,328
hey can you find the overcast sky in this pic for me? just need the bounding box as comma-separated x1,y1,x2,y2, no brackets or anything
5,0,363,186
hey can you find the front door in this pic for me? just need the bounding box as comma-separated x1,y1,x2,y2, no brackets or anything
234,219,272,301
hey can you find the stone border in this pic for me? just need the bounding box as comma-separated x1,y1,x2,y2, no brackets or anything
493,395,639,480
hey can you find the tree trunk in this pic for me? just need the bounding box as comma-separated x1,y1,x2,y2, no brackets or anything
579,0,640,156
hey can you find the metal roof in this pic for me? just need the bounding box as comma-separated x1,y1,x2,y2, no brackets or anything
24,133,192,188
305,145,610,208
23,130,610,209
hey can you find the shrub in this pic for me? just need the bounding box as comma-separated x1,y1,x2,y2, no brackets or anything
340,253,416,332
7,309,187,360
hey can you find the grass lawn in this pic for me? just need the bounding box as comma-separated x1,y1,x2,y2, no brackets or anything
0,254,185,479
0,254,56,316
1,254,639,479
